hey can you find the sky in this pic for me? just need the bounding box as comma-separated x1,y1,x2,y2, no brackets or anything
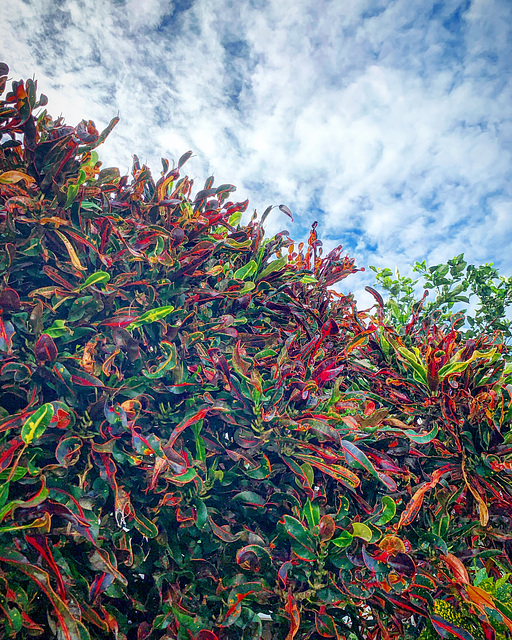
1,0,511,304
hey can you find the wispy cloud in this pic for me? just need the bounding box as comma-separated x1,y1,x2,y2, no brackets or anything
1,0,511,301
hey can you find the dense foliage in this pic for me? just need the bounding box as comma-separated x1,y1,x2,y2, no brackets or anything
370,257,512,344
2,63,512,640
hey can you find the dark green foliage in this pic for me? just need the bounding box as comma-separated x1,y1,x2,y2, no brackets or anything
2,63,512,640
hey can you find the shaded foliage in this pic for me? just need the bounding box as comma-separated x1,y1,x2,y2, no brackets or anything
1,63,512,640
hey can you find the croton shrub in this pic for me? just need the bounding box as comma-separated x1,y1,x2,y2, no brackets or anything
1,63,512,640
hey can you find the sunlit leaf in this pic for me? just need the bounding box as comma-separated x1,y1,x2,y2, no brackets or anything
78,271,111,290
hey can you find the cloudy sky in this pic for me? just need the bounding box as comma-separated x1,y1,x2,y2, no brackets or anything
1,0,511,301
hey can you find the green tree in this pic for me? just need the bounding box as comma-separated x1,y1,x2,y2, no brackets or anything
370,254,512,342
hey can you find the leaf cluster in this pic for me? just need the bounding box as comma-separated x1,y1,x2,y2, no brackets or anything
370,253,512,343
1,63,512,640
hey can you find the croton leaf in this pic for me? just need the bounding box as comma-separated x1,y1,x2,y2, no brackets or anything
21,403,54,444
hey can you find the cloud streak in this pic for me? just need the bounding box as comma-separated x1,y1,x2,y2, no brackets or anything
1,0,511,301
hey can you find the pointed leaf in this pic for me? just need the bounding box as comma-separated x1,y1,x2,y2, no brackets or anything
0,550,81,640
78,271,111,291
21,403,54,444
127,305,175,329
430,614,474,640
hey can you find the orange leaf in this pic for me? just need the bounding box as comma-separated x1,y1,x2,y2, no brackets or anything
285,593,300,640
379,535,406,555
465,585,512,634
398,484,430,528
0,170,35,185
465,584,494,608
441,553,469,584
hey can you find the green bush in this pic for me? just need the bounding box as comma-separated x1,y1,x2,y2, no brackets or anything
2,63,512,640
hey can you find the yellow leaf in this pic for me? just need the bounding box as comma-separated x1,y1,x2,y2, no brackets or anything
55,230,87,271
461,458,489,526
38,216,68,227
0,170,35,185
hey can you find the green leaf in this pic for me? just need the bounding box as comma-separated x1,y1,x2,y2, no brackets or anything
303,498,320,530
232,491,266,507
351,522,372,542
242,454,272,479
44,319,72,338
127,305,175,330
78,271,111,290
281,515,317,561
403,422,439,444
234,260,257,280
239,281,256,294
21,403,54,444
0,467,27,483
65,184,79,208
300,274,318,284
397,346,428,385
0,481,9,509
438,348,497,380
228,211,242,226
225,237,252,250
167,467,198,485
195,499,208,529
331,531,354,548
224,582,263,626
133,512,159,538
301,462,315,486
256,255,288,281
80,200,102,211
2,603,22,633
373,496,397,525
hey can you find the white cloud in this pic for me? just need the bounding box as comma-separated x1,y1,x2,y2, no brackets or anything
1,0,511,301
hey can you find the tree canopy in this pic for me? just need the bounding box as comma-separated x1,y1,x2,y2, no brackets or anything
2,63,512,640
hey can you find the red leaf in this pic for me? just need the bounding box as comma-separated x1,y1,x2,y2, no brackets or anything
0,438,24,471
0,288,20,310
70,372,104,387
0,318,15,353
20,611,45,633
430,614,475,640
318,515,336,542
88,572,115,602
25,534,67,600
285,592,300,640
168,408,209,447
387,552,416,578
34,334,58,363
196,631,220,640
0,550,81,640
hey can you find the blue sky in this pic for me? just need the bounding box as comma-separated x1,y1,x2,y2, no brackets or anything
1,0,511,303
